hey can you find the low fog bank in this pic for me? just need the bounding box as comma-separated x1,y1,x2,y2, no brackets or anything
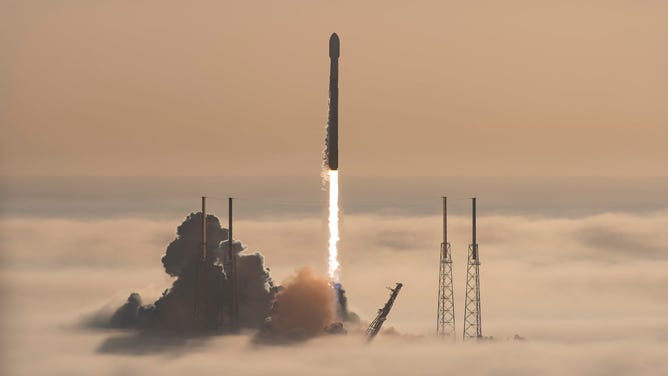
3,210,668,269
2,210,668,374
4,324,668,376
2,211,667,336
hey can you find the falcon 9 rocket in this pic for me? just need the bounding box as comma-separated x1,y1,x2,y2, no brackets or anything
325,33,339,170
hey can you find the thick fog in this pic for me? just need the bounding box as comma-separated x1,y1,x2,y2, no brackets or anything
1,177,667,375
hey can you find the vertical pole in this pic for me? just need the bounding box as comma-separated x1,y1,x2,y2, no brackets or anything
472,197,477,261
472,197,476,246
193,197,206,331
228,197,232,265
202,196,207,261
472,197,481,338
443,197,447,249
228,197,238,331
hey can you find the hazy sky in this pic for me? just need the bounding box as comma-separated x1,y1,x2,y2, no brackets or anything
2,0,667,176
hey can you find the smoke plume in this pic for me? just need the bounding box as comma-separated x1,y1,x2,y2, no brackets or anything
257,267,337,342
108,212,277,332
161,213,228,277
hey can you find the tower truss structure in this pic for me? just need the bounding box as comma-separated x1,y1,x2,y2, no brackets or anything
463,197,482,340
436,197,455,339
366,283,403,342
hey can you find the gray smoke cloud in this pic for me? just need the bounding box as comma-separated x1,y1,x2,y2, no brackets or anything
161,213,228,277
107,212,278,332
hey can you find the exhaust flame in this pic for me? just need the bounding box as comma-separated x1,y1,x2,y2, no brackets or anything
327,169,340,282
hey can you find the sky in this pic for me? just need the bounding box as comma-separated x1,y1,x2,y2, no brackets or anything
1,0,667,176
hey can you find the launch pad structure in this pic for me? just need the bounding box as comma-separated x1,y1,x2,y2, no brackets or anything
366,283,403,342
436,197,456,339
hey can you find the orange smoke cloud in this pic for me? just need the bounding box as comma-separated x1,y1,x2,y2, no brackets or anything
269,267,335,339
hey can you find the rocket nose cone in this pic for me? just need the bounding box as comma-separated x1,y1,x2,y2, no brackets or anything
329,33,340,58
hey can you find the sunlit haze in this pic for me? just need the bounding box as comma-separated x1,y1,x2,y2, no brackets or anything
1,1,667,375
2,0,667,176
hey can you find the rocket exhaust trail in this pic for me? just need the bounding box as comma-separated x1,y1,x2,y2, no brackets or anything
324,33,340,282
328,170,340,281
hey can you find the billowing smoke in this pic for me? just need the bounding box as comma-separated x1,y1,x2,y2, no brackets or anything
108,212,278,332
334,283,351,322
109,293,143,328
257,267,344,342
161,213,228,277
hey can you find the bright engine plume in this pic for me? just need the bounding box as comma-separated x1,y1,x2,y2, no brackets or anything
327,169,340,282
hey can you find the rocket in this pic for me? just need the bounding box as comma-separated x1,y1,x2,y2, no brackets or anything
326,33,339,171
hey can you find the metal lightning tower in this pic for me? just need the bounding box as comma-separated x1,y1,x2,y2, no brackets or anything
192,196,207,330
463,197,482,340
436,196,455,339
225,197,239,332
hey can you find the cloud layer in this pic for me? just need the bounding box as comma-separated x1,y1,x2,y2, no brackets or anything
1,211,668,374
